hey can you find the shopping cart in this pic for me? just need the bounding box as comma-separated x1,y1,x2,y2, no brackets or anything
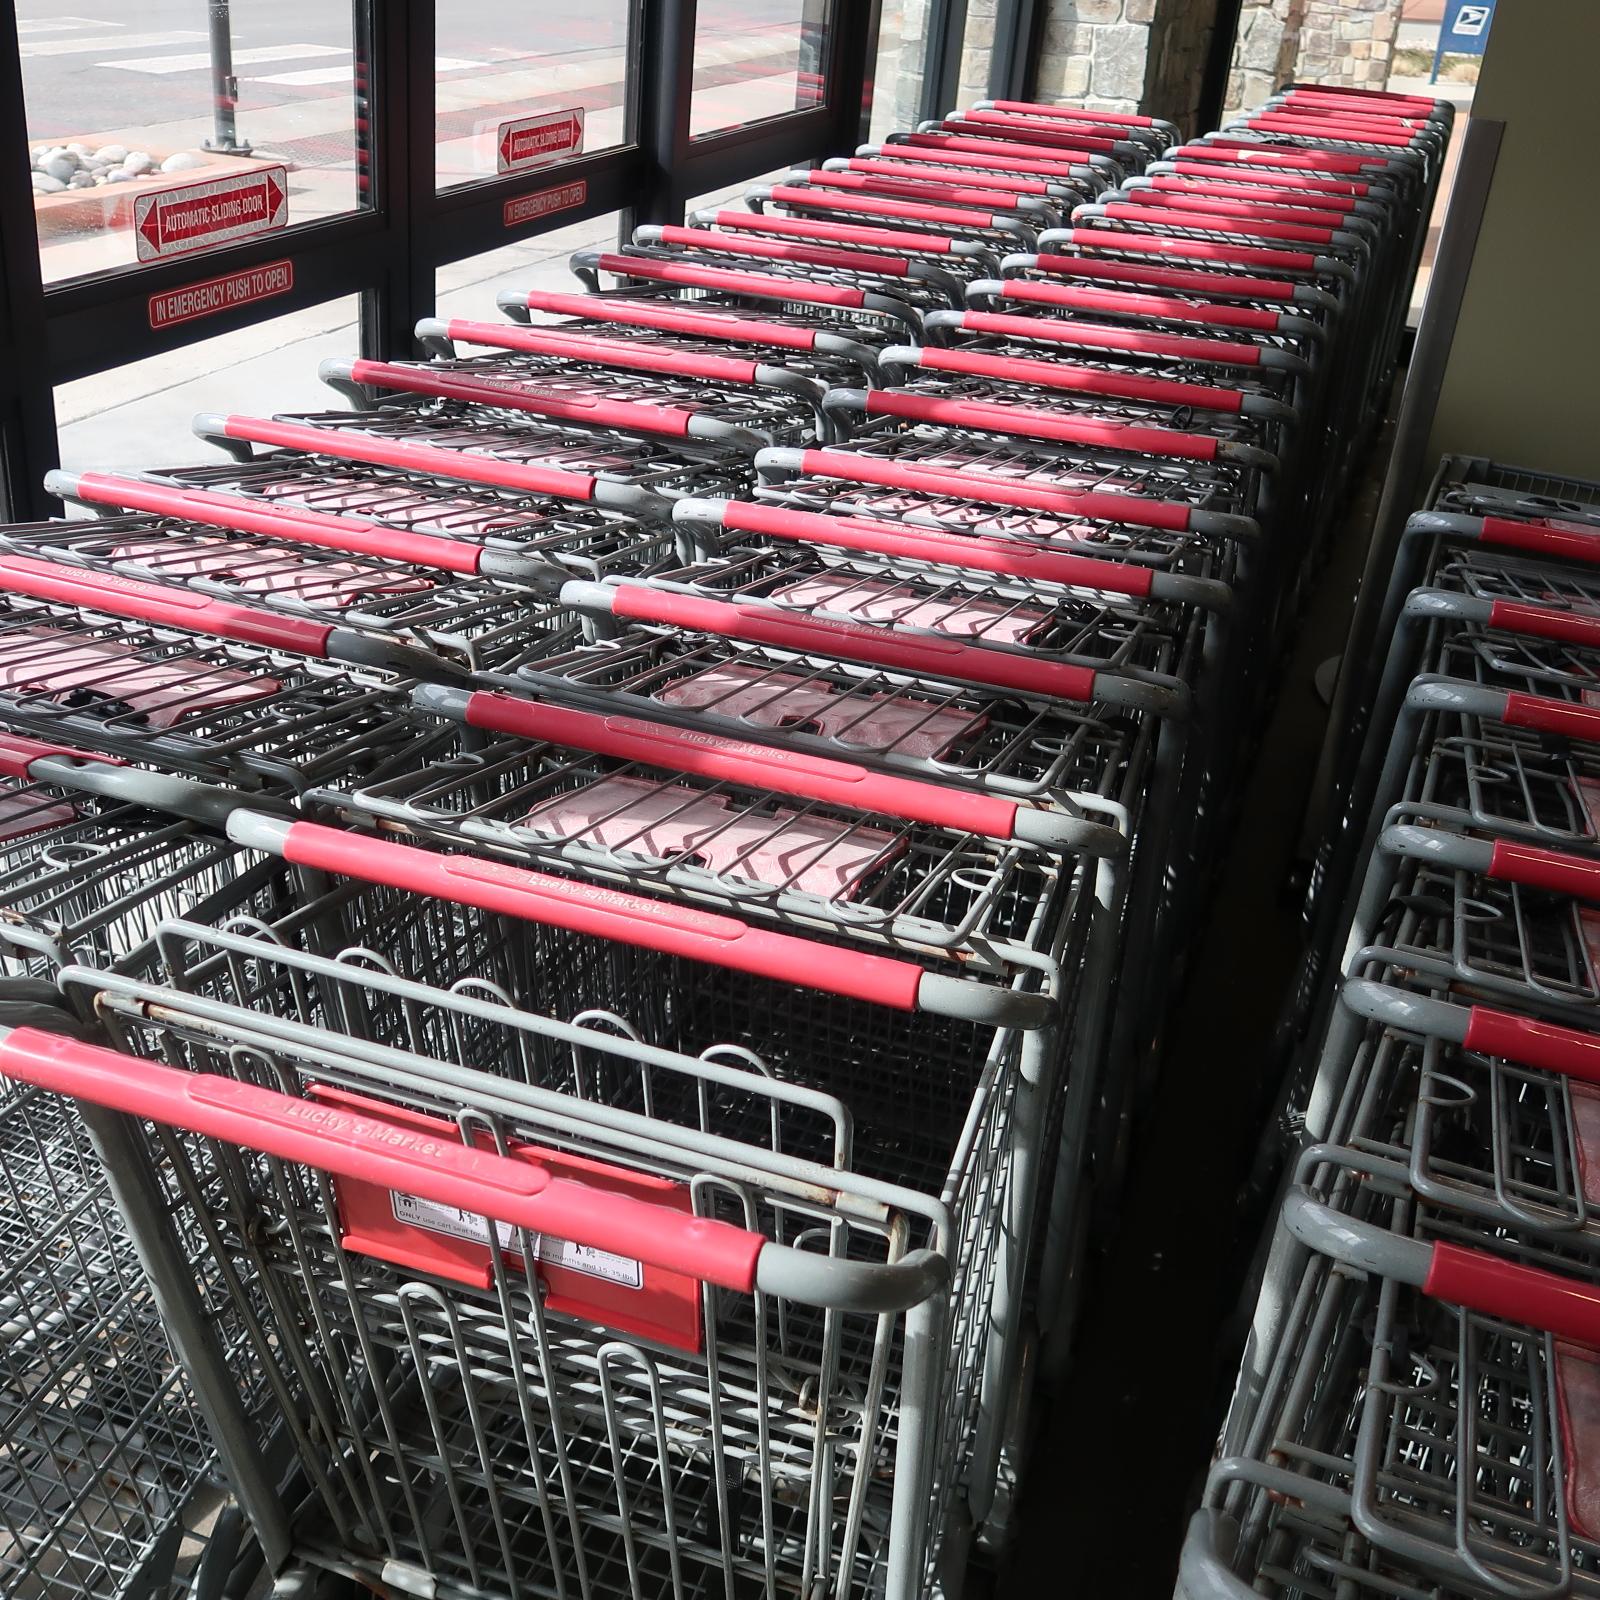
858,136,1113,198
495,285,886,388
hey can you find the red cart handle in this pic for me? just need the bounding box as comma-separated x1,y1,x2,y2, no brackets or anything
1461,1004,1600,1084
1275,100,1428,132
0,732,125,779
1480,516,1600,565
0,551,333,655
0,1028,767,1291
51,471,489,575
606,582,1098,702
905,132,1116,169
342,357,698,439
1423,1243,1600,1348
943,114,1121,154
959,304,1264,365
201,414,600,502
267,815,932,1010
453,688,1022,838
988,100,1159,130
843,157,1051,197
656,224,915,277
993,277,1285,332
1487,600,1600,651
1165,160,1371,199
1129,188,1353,230
1060,226,1318,271
436,318,763,385
1013,253,1299,302
877,142,1094,182
709,497,1158,596
1097,201,1343,248
592,252,867,310
518,288,825,354
767,185,1007,231
862,389,1220,461
898,344,1244,413
702,209,958,258
1245,113,1418,148
792,447,1193,531
1201,137,1381,175
1502,692,1600,743
800,169,1034,212
1487,839,1600,902
1284,86,1439,114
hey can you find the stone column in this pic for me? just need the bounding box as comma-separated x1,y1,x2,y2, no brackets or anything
1224,0,1309,118
1294,0,1403,91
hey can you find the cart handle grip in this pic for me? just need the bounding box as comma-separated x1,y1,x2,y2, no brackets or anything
0,551,334,656
798,169,1034,213
1126,188,1353,230
1244,113,1418,148
787,446,1193,531
1166,157,1370,198
841,157,1051,198
429,684,1025,840
903,131,1116,169
682,495,1180,600
0,732,125,779
894,344,1245,414
1502,692,1600,743
1011,249,1301,300
335,358,699,441
944,114,1121,154
44,470,488,576
958,300,1265,365
987,100,1160,130
515,288,825,354
197,414,600,504
1270,101,1429,132
988,277,1286,331
602,581,1100,704
429,318,763,386
1283,85,1440,113
1145,174,1361,215
875,142,1094,181
1489,838,1600,902
1481,515,1600,564
858,388,1221,462
1097,200,1344,248
591,252,867,310
1201,136,1380,176
0,1028,769,1292
698,208,958,258
1487,600,1600,652
233,811,1050,1027
1053,226,1319,271
767,184,1006,231
653,224,915,277
1284,1190,1600,1348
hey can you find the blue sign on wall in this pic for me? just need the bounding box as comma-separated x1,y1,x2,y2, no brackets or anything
1433,0,1496,80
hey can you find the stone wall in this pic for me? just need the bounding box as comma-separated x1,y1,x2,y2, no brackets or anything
1224,0,1308,117
1294,0,1401,91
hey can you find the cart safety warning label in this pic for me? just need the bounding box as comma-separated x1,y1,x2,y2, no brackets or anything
133,166,289,261
503,179,588,230
497,108,585,174
148,259,295,330
390,1191,645,1289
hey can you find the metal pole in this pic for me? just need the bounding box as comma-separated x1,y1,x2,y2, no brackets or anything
204,0,250,153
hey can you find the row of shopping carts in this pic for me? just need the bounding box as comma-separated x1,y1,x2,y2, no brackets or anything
1183,454,1600,1599
0,82,1444,1600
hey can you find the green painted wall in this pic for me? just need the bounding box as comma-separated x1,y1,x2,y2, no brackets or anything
1426,0,1600,480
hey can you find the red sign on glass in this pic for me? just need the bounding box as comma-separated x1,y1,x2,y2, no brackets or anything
148,258,295,330
503,179,588,230
497,108,585,174
133,166,288,261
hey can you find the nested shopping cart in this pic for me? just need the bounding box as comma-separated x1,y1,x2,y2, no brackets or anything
496,285,888,386
858,134,1112,199
0,734,1093,1598
819,152,1098,216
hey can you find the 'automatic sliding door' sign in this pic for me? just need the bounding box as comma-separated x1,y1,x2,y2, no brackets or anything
133,167,289,261
497,109,586,175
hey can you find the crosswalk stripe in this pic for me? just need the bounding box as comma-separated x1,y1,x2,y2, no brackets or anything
21,29,203,57
101,42,348,74
16,18,116,35
249,65,353,87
